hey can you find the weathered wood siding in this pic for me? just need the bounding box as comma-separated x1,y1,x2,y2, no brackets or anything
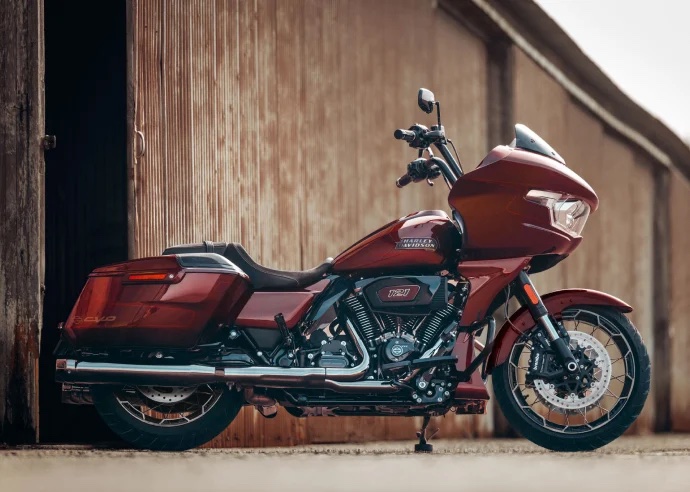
126,0,684,446
512,49,657,433
0,0,44,443
131,0,490,446
670,170,690,432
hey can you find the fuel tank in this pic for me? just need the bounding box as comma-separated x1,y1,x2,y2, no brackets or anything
448,146,599,261
332,210,461,273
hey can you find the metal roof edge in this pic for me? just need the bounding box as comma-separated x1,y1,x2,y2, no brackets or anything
471,0,690,176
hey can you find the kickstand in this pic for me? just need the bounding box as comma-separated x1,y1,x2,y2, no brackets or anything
414,415,437,453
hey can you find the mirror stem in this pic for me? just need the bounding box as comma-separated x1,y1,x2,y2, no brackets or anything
435,101,442,127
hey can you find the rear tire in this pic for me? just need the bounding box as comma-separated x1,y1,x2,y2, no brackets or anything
492,306,650,452
92,383,242,451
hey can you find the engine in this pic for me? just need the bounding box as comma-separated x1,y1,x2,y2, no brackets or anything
341,275,466,367
299,275,468,378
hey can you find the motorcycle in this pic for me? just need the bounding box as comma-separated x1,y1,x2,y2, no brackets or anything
55,88,650,452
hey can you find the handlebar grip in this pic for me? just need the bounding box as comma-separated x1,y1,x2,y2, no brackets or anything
394,129,416,143
396,174,413,188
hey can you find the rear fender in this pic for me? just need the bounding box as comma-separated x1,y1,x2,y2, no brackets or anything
485,289,633,373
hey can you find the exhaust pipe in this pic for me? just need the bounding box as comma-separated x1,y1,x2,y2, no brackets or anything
56,323,399,394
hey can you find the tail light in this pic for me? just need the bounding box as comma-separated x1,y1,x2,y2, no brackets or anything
127,272,176,282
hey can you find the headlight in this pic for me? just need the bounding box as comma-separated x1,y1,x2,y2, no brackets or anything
526,190,591,236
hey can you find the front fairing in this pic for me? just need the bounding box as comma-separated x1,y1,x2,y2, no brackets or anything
447,142,598,260
453,144,598,210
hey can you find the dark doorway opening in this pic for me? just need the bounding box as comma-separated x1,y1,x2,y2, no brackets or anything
40,0,128,442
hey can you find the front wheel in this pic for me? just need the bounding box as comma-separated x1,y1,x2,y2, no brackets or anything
492,306,650,452
92,383,242,451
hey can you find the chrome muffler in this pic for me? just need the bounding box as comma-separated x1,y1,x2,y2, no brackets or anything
56,323,399,394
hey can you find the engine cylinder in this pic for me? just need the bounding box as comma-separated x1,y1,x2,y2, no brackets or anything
342,295,380,346
417,303,457,351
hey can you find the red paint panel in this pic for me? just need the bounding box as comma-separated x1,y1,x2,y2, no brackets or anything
234,279,330,329
332,210,461,272
235,291,316,329
485,289,633,373
458,257,530,325
449,147,597,260
64,257,251,348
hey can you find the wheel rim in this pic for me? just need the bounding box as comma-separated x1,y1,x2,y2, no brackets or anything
115,383,223,427
507,308,635,434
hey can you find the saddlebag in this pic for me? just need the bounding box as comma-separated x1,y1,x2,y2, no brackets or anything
62,253,252,349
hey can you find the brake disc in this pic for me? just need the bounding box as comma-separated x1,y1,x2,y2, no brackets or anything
534,331,612,411
137,385,198,404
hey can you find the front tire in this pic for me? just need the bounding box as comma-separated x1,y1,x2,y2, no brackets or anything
492,306,651,452
92,383,242,451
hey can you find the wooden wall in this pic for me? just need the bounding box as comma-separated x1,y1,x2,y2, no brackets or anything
0,0,44,444
512,50,656,432
127,0,685,446
131,0,491,446
670,170,690,431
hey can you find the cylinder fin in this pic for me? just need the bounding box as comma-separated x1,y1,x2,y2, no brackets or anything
417,303,457,351
342,295,380,345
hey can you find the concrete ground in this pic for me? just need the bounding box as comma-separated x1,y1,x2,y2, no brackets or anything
2,435,689,492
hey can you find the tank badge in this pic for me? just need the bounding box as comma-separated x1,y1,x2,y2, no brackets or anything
395,238,438,250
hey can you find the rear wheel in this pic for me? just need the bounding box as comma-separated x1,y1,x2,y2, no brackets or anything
92,383,242,451
492,306,650,452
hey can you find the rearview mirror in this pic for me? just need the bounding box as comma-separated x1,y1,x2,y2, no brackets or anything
418,88,435,114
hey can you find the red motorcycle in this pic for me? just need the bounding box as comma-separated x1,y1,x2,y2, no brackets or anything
55,89,650,452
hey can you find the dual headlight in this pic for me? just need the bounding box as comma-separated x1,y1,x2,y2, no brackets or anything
526,190,591,236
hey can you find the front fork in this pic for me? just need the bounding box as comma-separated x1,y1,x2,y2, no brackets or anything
514,271,579,373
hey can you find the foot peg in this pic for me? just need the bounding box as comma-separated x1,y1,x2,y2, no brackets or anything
274,313,294,348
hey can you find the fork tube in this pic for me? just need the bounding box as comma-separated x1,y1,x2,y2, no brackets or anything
514,271,578,372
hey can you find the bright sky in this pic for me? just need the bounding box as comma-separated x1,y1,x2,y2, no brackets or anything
535,0,690,142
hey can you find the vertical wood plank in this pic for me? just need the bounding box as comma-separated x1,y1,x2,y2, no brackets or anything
0,0,44,443
130,0,665,446
669,170,690,431
652,168,671,432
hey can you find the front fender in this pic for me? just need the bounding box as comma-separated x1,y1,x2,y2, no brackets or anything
485,289,632,374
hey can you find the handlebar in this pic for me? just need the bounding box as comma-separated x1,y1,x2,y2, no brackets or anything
394,128,416,143
393,121,463,187
396,173,413,188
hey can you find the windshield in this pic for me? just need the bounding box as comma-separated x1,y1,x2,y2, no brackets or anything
510,124,565,165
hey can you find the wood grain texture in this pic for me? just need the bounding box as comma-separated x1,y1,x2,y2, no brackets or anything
669,170,690,432
131,0,488,446
512,49,656,434
129,1,673,446
0,0,44,443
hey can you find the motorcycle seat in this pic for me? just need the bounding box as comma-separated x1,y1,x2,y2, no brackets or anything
163,241,333,290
